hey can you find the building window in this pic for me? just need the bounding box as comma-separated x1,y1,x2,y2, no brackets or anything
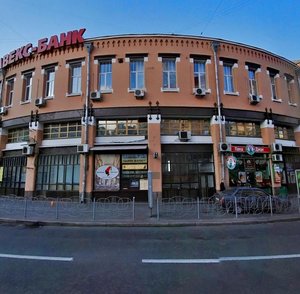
193,60,207,90
44,66,55,97
22,72,33,102
162,57,177,90
268,68,279,101
274,126,295,140
161,119,210,136
130,58,145,90
97,119,147,136
6,77,14,106
285,74,294,104
99,60,112,91
223,63,235,93
43,122,82,139
248,69,258,96
7,127,29,143
36,154,80,192
225,121,261,137
69,62,82,94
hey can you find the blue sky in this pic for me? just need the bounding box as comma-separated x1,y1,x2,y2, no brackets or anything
0,0,299,61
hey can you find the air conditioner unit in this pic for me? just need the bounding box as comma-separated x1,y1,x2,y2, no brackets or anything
35,98,46,107
22,145,34,156
272,154,283,162
77,144,89,154
249,94,260,105
0,107,7,115
271,143,283,153
178,131,191,141
90,91,102,101
194,88,206,97
219,142,231,152
134,89,145,99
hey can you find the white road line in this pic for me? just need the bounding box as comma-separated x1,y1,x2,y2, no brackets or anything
0,253,73,262
142,254,300,264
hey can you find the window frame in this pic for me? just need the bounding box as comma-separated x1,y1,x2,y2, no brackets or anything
223,63,235,93
129,57,145,90
6,77,15,106
22,72,33,103
161,57,179,91
68,61,82,95
44,66,56,98
193,59,207,90
98,59,113,93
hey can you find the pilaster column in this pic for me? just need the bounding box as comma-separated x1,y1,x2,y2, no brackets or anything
147,114,162,197
260,119,275,145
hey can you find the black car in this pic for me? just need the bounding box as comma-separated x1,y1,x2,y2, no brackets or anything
213,187,291,214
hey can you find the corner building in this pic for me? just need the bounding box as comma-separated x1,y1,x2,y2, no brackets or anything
0,32,300,201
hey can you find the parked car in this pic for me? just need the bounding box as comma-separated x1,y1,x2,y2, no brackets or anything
213,187,291,214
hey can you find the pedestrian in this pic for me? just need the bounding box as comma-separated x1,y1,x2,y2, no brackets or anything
220,181,225,191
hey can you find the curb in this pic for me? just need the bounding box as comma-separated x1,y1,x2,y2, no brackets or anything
1,215,300,228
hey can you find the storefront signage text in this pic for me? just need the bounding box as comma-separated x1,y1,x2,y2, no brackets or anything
231,145,270,154
0,28,86,69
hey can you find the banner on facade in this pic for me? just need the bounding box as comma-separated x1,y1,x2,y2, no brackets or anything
94,154,120,191
296,169,300,198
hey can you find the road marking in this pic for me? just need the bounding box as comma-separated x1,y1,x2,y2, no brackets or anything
142,254,300,264
0,253,73,262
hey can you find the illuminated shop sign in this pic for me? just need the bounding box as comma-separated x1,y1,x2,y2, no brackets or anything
0,28,86,69
230,145,270,154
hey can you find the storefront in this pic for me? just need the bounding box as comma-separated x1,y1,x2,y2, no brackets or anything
93,148,148,200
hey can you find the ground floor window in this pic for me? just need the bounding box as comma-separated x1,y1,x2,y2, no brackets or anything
94,153,148,192
36,154,80,193
162,150,215,198
0,156,27,196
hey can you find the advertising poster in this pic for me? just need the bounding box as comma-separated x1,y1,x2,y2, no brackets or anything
296,170,300,198
94,154,120,191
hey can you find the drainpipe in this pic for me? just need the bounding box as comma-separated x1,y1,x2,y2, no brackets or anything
81,42,93,203
211,41,225,182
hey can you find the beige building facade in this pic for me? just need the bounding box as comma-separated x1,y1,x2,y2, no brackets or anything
0,30,299,201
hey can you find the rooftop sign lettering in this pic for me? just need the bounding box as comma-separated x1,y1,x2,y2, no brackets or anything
0,28,86,69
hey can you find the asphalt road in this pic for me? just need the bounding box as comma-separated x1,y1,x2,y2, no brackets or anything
0,221,300,294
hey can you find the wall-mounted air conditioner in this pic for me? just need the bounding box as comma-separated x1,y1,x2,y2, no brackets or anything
35,98,46,107
22,145,34,156
77,144,89,154
272,154,283,162
271,143,283,153
178,131,191,142
0,107,7,115
90,91,102,101
219,142,231,152
194,88,206,97
249,94,260,105
134,89,145,99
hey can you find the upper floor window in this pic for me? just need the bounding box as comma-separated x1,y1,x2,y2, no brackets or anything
44,66,56,98
7,127,29,143
6,77,14,106
248,69,258,96
22,72,33,102
99,59,112,92
129,58,145,90
225,121,261,137
274,126,295,140
68,61,82,94
97,119,147,136
193,60,207,90
268,68,279,101
285,74,294,104
161,119,210,136
223,63,234,93
161,57,178,90
43,122,82,139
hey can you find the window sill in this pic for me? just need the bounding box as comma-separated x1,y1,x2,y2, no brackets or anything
161,88,180,92
128,88,146,92
272,98,282,103
20,100,31,105
288,102,297,107
45,96,54,100
66,92,82,97
100,89,113,94
224,91,239,96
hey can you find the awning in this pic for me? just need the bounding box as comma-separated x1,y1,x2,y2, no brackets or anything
91,145,148,151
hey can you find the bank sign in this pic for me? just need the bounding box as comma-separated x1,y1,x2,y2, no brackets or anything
0,28,86,69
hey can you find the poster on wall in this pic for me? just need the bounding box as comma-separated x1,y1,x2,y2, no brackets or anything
94,154,120,191
296,169,300,198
